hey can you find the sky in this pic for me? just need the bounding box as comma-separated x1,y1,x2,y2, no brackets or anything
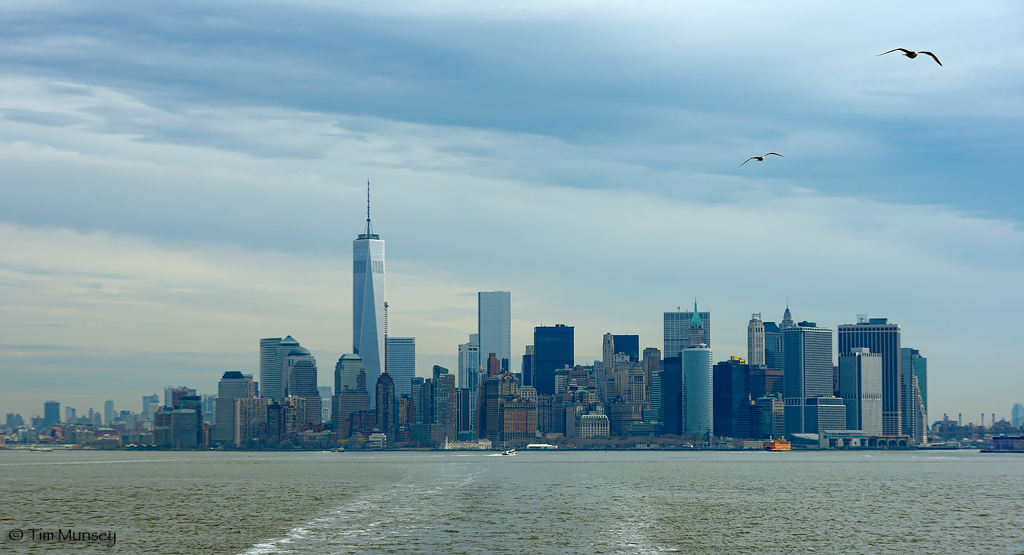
1,1,1023,425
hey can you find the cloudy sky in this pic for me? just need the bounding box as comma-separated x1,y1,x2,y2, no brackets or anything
1,1,1022,424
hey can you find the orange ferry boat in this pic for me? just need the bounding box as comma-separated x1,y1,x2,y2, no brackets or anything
763,438,791,451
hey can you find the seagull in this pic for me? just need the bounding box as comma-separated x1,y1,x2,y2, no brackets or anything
878,48,942,66
740,153,783,167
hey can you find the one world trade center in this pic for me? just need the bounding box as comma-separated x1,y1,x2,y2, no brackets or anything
353,182,385,408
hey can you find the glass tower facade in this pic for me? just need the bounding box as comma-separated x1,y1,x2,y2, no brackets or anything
353,215,385,408
839,348,883,435
662,356,683,435
259,337,283,402
664,309,711,359
838,318,901,436
478,291,511,366
684,346,712,436
386,337,416,398
783,322,834,435
533,324,574,395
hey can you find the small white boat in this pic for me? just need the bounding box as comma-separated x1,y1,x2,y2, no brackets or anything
501,448,516,456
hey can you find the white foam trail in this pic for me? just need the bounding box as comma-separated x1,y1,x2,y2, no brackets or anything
240,463,485,554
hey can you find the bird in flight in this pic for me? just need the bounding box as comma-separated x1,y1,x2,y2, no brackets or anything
878,48,942,66
740,153,783,167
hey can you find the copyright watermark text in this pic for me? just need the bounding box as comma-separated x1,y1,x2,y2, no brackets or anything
7,528,116,547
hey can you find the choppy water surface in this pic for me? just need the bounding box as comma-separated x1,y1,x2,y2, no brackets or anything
1,449,1022,554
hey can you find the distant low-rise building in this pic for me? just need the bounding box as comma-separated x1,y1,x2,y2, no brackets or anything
576,413,610,439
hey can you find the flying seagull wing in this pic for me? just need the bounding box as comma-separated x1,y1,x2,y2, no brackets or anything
919,51,942,66
878,48,909,56
740,157,757,167
765,153,783,158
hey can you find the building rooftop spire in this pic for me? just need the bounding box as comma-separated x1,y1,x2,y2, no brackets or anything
358,179,379,240
690,299,702,327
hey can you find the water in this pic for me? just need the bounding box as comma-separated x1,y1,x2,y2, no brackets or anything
1,449,1022,554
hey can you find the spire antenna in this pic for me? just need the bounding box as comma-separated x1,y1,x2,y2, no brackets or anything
359,179,379,239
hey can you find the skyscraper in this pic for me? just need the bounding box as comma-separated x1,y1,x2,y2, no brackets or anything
104,399,115,426
747,314,765,366
642,347,661,413
259,337,283,402
780,305,795,330
318,386,332,422
521,344,533,387
900,347,928,442
664,303,711,358
376,373,396,446
684,345,712,436
353,182,385,408
713,356,750,439
333,355,369,437
275,336,300,399
763,321,784,370
286,346,320,424
432,366,457,442
838,348,883,436
478,291,511,365
458,334,480,390
1012,403,1024,428
214,371,256,444
142,394,159,420
459,334,482,439
611,335,640,362
838,317,901,436
533,324,574,395
334,353,362,391
662,356,683,435
43,400,60,428
386,337,415,398
783,321,835,435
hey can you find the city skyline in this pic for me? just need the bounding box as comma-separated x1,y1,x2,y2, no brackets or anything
2,2,1023,424
6,304,963,431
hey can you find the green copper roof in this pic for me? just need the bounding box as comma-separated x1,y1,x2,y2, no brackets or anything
288,346,311,356
690,300,702,327
279,335,299,346
339,353,363,361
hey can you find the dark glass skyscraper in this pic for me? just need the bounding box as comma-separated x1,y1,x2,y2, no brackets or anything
375,373,396,446
611,334,639,362
533,325,574,395
763,321,783,370
713,357,751,439
43,400,60,428
521,345,533,387
662,356,683,435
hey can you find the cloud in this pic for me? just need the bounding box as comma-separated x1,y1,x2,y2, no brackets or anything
1,2,1023,422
